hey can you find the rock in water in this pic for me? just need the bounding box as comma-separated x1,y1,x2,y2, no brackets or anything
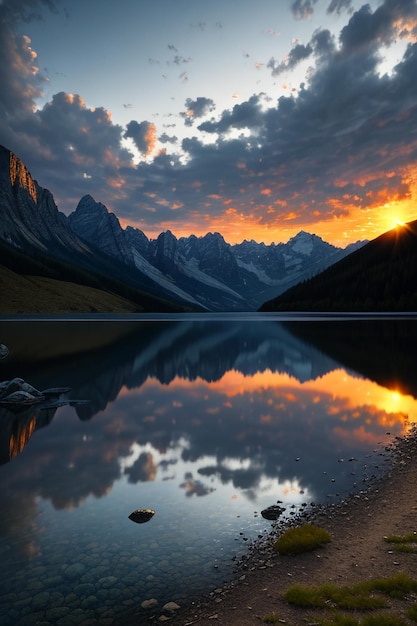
261,504,286,520
0,390,43,405
0,344,9,360
0,378,44,400
128,509,155,524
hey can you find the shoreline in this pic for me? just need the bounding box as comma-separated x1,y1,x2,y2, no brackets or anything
166,428,417,625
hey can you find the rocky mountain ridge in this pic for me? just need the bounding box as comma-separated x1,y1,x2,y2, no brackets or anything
68,194,365,310
0,144,365,311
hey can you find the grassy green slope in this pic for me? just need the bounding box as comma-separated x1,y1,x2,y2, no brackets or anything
0,264,144,314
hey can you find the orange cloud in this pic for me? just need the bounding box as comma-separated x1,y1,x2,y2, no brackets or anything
144,122,157,156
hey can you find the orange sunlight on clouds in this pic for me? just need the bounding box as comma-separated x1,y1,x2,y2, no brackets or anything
120,177,417,245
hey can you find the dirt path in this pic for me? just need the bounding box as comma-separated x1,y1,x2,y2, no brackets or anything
170,433,417,625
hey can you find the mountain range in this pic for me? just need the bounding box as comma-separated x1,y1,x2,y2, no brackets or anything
0,145,364,313
260,220,417,311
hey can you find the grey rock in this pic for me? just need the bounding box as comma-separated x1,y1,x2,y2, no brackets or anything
81,595,97,610
128,508,155,524
32,591,50,609
0,344,9,360
261,504,286,520
63,563,86,580
0,390,44,405
162,601,181,614
141,598,158,609
98,576,118,589
46,607,70,620
0,377,44,400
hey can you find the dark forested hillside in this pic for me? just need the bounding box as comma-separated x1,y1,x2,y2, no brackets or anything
260,220,417,312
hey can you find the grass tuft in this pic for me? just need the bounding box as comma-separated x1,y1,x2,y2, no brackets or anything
360,615,408,625
314,615,360,625
314,613,409,625
370,572,417,598
385,533,417,553
284,573,417,614
273,523,331,555
263,614,282,623
407,604,417,622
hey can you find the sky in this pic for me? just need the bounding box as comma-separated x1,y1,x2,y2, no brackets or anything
1,0,417,246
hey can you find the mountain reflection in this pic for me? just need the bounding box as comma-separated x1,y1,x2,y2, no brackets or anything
1,318,416,516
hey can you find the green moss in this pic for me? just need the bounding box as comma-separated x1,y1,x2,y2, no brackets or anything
273,523,331,555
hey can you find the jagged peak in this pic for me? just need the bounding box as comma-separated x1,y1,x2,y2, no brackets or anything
203,231,226,243
157,229,177,241
75,194,109,214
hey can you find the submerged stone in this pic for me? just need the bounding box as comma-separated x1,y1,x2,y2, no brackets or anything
141,598,158,609
128,509,156,524
162,601,181,614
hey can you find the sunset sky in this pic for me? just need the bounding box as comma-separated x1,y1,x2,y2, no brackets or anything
1,0,417,245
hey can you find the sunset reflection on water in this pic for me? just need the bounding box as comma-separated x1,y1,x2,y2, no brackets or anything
1,316,417,623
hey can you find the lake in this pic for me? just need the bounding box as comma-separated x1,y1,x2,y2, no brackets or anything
1,313,417,625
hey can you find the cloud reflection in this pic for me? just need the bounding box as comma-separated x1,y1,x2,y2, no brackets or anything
1,318,416,517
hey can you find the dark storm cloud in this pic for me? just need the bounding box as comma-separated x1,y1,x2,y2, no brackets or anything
340,0,417,51
198,94,264,134
290,0,319,20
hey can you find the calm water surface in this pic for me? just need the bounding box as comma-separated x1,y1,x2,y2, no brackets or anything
1,314,417,625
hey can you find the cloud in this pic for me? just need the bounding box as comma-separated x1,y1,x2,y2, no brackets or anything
169,54,192,66
124,120,157,156
327,0,353,15
268,28,335,76
268,42,313,76
181,96,215,126
290,0,318,20
197,94,264,134
340,0,417,52
1,0,417,243
159,132,178,144
0,1,53,142
0,0,59,23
